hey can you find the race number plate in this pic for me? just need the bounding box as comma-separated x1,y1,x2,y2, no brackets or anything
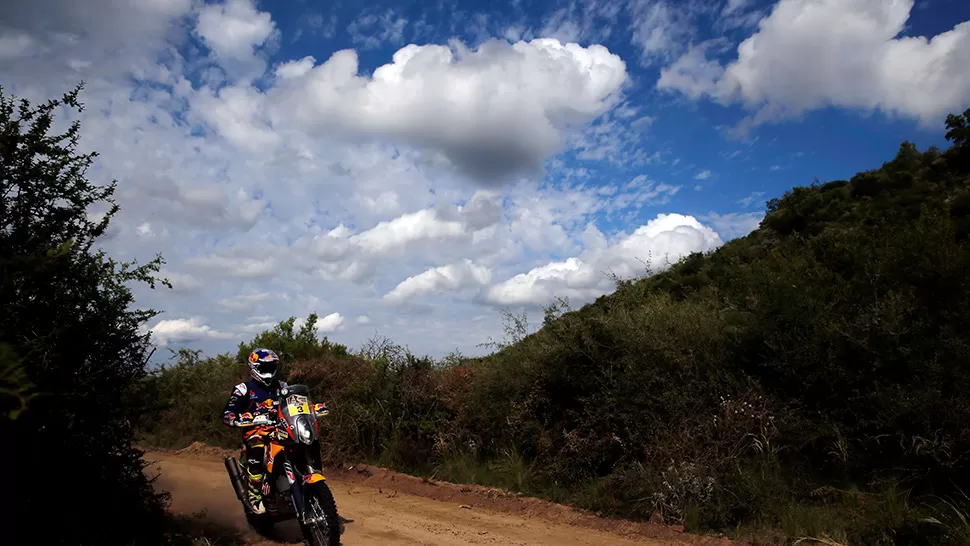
286,394,310,415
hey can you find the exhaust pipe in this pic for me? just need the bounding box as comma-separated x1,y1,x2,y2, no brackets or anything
224,456,249,506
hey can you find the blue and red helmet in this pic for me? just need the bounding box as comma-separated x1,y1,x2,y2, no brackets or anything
248,348,279,386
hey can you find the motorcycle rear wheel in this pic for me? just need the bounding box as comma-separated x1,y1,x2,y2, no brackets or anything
299,481,341,546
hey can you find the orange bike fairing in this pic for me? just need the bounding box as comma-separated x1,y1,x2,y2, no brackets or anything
265,442,285,473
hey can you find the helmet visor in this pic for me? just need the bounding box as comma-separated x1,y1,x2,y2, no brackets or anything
255,360,278,376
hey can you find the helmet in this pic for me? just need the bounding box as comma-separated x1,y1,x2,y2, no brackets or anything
248,348,279,386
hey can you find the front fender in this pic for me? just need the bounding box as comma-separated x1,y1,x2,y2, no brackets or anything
302,472,326,484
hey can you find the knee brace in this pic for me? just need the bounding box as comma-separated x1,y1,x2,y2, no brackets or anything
243,439,266,479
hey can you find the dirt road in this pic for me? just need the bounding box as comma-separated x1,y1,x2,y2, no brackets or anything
145,447,739,546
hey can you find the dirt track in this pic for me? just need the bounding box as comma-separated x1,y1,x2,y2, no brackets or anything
145,446,741,546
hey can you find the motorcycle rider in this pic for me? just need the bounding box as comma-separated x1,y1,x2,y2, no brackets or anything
222,347,327,514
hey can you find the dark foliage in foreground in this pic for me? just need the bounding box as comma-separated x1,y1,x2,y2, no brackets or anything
1,85,174,545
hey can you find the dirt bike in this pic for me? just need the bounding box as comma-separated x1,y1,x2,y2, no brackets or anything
224,383,342,546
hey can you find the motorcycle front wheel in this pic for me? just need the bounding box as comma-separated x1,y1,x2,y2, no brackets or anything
299,481,342,546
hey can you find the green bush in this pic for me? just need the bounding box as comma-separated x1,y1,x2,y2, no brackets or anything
141,349,245,449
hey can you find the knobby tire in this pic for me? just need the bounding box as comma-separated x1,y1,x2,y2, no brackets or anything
302,481,342,546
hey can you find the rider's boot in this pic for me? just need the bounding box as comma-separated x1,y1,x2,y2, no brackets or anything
246,468,266,514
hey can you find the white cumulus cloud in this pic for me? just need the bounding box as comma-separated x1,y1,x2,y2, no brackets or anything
351,209,471,254
658,0,970,129
384,260,493,303
195,0,278,81
483,213,723,306
196,0,276,58
292,313,345,334
316,312,345,333
267,38,628,183
149,317,236,347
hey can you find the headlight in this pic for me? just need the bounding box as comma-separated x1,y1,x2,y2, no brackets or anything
293,415,316,444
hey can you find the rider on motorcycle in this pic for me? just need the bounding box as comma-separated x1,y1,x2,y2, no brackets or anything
222,348,327,514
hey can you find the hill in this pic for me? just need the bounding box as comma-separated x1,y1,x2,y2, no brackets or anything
142,109,970,546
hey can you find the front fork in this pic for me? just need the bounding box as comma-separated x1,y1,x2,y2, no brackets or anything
283,460,307,519
284,458,327,525
287,460,325,525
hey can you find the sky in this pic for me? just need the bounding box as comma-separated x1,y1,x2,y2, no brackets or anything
2,0,969,362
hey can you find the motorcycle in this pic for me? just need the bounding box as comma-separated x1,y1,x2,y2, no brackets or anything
224,383,342,546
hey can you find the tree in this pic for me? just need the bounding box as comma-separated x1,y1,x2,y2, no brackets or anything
945,108,970,170
945,108,970,148
0,84,173,545
235,313,349,364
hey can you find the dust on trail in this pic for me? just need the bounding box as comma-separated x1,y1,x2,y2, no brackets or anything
145,449,741,546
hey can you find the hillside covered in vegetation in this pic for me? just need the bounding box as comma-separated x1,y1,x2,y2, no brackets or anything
141,112,970,545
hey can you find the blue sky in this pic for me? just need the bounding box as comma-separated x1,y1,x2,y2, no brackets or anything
2,0,968,361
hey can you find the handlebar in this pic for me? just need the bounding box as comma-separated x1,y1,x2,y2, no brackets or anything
234,403,330,428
